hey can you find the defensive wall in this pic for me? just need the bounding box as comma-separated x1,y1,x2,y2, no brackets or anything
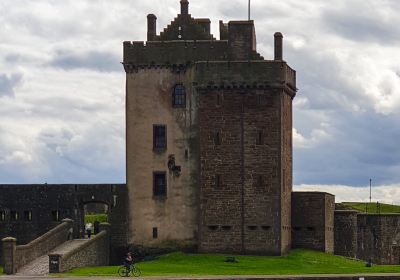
0,184,127,264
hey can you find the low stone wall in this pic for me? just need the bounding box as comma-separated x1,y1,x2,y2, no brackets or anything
1,219,73,274
49,223,110,273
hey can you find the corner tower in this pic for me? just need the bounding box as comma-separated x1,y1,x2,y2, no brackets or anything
124,1,296,255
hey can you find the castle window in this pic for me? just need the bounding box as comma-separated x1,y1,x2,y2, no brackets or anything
221,226,232,231
172,84,186,108
215,174,222,188
256,175,264,188
52,210,60,221
256,130,264,145
214,132,221,145
10,211,19,221
0,211,5,221
307,227,315,231
24,211,32,221
247,225,257,230
152,227,158,239
261,226,271,231
153,125,166,151
153,172,167,198
208,225,218,231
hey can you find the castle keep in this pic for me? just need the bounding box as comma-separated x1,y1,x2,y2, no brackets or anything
124,0,295,255
0,1,400,274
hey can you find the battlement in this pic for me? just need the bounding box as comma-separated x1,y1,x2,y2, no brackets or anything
193,61,296,93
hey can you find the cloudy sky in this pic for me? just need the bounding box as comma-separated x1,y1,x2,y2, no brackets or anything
0,0,399,203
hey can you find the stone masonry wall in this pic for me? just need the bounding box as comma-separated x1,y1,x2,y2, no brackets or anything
198,86,285,255
291,192,334,253
334,210,358,258
49,225,110,273
357,214,400,264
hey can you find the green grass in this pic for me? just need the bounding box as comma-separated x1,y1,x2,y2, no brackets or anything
0,266,3,274
84,214,108,224
61,250,400,276
342,202,400,214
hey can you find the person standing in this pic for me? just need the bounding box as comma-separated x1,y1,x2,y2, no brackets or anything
85,222,92,239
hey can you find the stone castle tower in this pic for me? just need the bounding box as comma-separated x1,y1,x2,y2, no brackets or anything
124,0,296,255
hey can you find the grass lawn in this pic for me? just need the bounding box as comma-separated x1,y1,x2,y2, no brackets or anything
62,250,400,277
342,202,400,214
84,214,108,224
0,267,3,274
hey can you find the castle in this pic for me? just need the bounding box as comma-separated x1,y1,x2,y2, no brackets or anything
0,1,399,273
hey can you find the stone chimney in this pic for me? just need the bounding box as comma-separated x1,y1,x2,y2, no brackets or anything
274,32,283,60
147,14,157,41
181,0,189,15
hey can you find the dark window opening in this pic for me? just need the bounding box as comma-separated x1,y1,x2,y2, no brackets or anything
52,210,60,222
153,227,158,239
153,125,166,151
10,211,19,221
0,211,5,221
261,226,271,231
24,211,32,221
307,227,315,231
153,172,167,198
216,94,222,106
256,175,264,188
172,84,186,108
208,225,218,231
247,225,257,230
215,174,222,188
256,130,264,145
214,132,221,145
221,226,232,231
185,149,189,160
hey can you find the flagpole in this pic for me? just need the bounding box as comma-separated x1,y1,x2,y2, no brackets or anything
248,0,251,20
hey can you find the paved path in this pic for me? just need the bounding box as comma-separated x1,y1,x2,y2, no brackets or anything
16,239,88,276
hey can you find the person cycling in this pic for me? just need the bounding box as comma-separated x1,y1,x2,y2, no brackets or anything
123,252,133,276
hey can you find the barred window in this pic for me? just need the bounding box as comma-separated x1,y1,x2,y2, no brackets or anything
153,172,167,198
153,125,166,151
24,211,33,221
172,84,186,108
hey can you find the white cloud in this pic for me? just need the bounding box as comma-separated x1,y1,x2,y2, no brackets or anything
295,184,400,205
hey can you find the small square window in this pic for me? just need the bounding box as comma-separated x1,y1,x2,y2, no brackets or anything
256,130,264,145
215,174,222,188
0,211,5,221
153,227,158,239
24,211,32,221
52,210,60,222
153,125,166,151
153,172,167,198
10,211,19,221
214,132,221,145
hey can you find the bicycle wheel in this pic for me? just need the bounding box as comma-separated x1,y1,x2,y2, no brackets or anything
118,266,130,277
131,266,141,277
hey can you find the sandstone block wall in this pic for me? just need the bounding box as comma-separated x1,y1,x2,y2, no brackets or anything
291,192,334,253
334,210,358,258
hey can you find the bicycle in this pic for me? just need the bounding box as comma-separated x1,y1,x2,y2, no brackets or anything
118,264,141,277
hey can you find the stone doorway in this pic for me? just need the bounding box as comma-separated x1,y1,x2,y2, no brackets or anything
81,202,109,238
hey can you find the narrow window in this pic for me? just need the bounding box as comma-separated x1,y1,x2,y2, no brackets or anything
208,225,218,231
152,227,158,239
10,211,19,221
153,125,166,151
172,84,186,108
214,132,221,145
221,226,232,231
256,175,264,188
0,211,5,221
256,130,263,145
24,211,32,221
216,93,223,106
52,210,60,222
247,225,257,230
153,172,167,198
215,174,222,188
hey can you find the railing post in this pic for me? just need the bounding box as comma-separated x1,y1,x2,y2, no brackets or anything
2,237,17,275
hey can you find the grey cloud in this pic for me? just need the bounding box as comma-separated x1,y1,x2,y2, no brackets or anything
323,6,400,43
49,51,122,72
0,73,23,97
